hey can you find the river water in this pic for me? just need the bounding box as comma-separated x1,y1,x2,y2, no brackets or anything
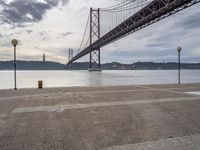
0,70,199,89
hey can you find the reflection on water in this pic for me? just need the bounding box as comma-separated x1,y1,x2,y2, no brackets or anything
0,70,200,89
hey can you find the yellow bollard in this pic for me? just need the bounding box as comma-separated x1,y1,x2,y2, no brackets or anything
38,81,43,89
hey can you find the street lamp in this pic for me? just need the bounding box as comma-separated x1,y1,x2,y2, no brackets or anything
177,46,182,85
11,39,18,90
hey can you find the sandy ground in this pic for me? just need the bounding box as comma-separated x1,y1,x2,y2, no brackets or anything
0,83,200,150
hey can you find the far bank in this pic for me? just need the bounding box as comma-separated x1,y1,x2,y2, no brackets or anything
0,61,200,70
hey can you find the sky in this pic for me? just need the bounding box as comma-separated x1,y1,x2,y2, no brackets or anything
0,0,200,64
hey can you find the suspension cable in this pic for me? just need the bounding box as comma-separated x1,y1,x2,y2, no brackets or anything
78,13,90,53
101,0,138,11
101,1,150,12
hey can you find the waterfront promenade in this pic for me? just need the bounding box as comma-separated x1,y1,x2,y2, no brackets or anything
0,83,200,150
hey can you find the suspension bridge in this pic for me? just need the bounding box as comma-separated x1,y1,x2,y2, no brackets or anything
67,0,200,71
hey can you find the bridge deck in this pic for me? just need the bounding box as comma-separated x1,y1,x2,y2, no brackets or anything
0,83,200,149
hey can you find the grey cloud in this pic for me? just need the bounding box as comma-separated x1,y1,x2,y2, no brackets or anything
107,47,174,59
39,31,49,37
177,11,200,29
38,31,51,41
41,37,50,41
56,32,73,39
146,43,167,48
0,0,6,6
61,0,69,5
0,0,69,26
39,32,44,37
26,30,33,34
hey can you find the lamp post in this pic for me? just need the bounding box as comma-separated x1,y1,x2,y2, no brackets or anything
11,39,18,90
177,46,182,85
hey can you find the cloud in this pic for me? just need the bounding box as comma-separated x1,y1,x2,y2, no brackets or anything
177,11,200,29
38,31,51,41
56,32,73,39
0,0,69,26
26,30,33,34
61,0,69,5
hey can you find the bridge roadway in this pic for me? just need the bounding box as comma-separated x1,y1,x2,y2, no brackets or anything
68,0,200,64
0,83,200,149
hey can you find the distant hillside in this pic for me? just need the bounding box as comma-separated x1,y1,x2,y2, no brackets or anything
0,61,199,70
0,61,66,70
67,62,200,70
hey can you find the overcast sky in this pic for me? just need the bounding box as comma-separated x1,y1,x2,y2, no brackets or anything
0,0,200,64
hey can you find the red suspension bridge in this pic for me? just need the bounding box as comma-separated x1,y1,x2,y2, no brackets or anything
67,0,200,71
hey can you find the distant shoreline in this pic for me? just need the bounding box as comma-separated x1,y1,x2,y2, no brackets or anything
0,60,199,70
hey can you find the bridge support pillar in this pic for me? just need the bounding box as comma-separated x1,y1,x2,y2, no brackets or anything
89,8,102,72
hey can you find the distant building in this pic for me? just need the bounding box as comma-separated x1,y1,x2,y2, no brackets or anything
112,64,117,68
132,64,136,69
43,53,46,62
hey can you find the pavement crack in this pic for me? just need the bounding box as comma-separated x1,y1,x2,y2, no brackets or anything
69,112,88,150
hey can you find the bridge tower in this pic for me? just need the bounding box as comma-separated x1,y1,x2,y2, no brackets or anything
89,8,101,71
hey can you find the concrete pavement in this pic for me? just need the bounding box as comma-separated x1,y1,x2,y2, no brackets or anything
0,83,200,150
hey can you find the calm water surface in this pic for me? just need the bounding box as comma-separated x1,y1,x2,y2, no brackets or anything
0,70,200,89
